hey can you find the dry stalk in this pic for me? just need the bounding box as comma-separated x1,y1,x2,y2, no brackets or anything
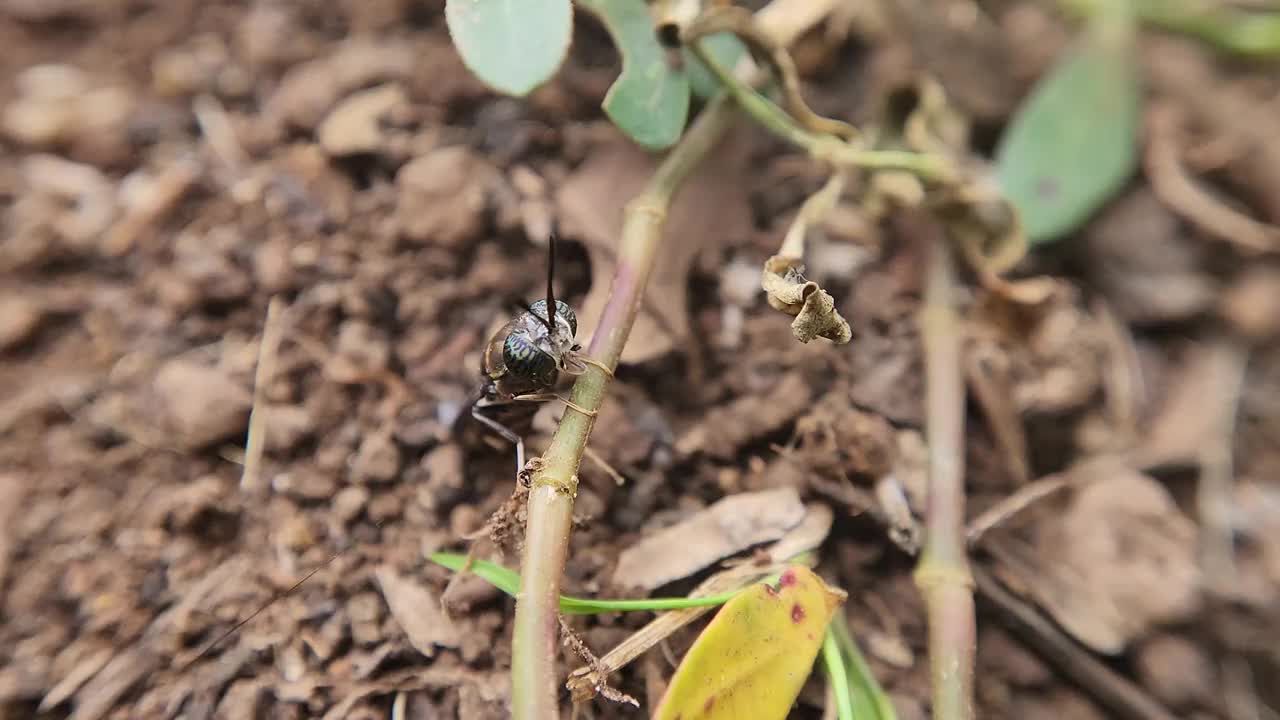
241,295,285,492
911,211,976,720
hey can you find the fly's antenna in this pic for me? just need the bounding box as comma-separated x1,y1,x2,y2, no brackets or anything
543,232,558,331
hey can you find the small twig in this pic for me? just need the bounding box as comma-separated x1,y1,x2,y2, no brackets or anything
240,296,285,492
192,93,251,173
582,445,626,486
966,476,1069,546
1198,336,1249,597
778,168,849,259
963,343,1030,486
559,617,639,709
1146,102,1280,254
910,211,976,720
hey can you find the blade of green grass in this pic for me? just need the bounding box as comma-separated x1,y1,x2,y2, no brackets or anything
823,629,856,720
430,552,744,614
831,612,898,720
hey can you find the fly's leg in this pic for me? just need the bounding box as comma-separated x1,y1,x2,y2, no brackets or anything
512,393,625,484
513,392,597,419
472,399,525,481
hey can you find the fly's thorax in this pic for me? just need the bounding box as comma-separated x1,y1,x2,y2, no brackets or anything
480,301,578,399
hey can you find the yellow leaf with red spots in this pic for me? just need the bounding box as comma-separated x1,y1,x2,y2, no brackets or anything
652,566,848,720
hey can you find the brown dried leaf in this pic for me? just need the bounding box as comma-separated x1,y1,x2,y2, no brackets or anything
761,255,852,344
39,646,112,712
968,279,1106,416
0,473,22,590
676,372,813,460
1131,342,1227,470
1001,458,1201,654
374,566,461,658
69,646,157,720
555,126,757,364
612,487,806,591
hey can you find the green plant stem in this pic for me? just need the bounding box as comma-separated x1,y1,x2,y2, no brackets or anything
1060,0,1280,56
510,2,843,714
911,214,976,720
822,629,855,720
688,42,957,183
510,97,738,720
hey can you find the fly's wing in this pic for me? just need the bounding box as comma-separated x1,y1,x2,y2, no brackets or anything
481,318,515,384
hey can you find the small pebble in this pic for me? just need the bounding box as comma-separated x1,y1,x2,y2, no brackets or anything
350,431,401,484
367,492,402,523
449,505,482,538
263,404,316,453
332,485,370,524
395,146,490,247
336,320,390,372
0,296,46,351
317,83,407,157
1220,265,1280,341
152,359,252,450
277,515,316,552
1134,634,1215,709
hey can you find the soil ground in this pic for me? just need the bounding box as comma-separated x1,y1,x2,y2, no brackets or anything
1,1,1278,719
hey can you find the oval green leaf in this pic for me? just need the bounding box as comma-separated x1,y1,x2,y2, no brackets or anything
652,566,847,720
577,0,691,150
994,14,1140,245
445,0,574,97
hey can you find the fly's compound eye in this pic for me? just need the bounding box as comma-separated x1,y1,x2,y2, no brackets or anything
529,299,577,337
503,332,558,386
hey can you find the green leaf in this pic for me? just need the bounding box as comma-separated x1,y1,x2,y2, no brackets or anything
576,0,691,149
994,11,1141,245
684,33,749,99
445,0,574,96
652,566,847,720
428,553,741,614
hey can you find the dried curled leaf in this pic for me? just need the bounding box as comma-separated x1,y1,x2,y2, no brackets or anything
762,256,851,344
652,566,847,720
936,167,1029,280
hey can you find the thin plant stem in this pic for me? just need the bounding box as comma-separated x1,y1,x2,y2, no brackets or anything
688,42,957,183
912,214,976,720
510,98,737,719
508,2,844,714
